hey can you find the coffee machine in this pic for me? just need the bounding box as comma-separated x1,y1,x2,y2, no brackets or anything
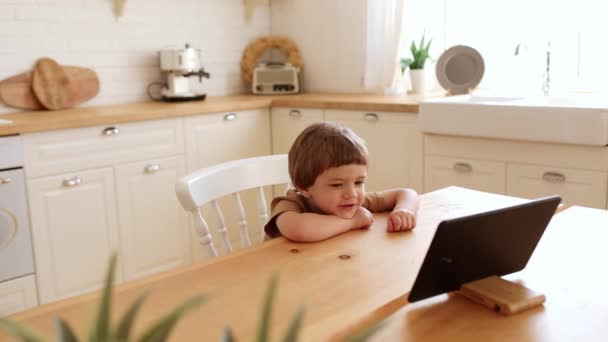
158,44,210,101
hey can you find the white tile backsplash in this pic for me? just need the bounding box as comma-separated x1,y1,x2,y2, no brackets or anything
0,0,270,114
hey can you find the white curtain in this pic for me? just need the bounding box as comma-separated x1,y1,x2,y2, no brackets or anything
364,0,405,93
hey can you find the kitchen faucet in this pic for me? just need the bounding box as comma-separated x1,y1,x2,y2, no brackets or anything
542,41,551,96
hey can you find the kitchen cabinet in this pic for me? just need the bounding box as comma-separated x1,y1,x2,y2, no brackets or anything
424,135,608,209
23,118,186,304
424,156,506,194
184,109,272,260
0,275,38,316
506,163,607,209
114,156,190,281
27,167,121,304
271,107,324,154
324,109,423,193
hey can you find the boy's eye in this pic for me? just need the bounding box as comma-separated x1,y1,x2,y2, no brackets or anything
330,183,343,188
355,181,365,186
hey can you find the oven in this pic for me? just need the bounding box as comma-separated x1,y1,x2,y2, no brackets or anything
0,135,35,284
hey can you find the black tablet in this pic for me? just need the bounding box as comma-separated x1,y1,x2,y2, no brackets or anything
408,195,561,303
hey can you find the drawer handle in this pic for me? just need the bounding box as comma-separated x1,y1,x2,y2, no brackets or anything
542,171,566,183
364,113,379,122
0,178,12,185
289,109,302,118
102,126,120,136
453,162,473,173
62,176,82,187
144,164,161,174
224,113,237,121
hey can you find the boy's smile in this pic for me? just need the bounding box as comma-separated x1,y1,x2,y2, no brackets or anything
300,164,367,219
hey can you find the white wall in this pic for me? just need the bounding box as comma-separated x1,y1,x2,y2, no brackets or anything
271,0,367,93
0,0,270,114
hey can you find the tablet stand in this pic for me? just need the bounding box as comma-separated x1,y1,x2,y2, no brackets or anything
458,276,545,315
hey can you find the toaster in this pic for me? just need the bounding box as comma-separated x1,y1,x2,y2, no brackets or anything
252,63,300,95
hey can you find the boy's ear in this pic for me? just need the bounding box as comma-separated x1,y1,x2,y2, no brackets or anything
299,188,312,198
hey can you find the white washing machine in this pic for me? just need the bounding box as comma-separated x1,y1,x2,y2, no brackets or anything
0,135,35,283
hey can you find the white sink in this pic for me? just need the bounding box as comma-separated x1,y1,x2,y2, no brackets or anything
420,94,608,146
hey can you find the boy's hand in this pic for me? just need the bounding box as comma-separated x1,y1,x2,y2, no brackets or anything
351,206,374,230
387,209,416,232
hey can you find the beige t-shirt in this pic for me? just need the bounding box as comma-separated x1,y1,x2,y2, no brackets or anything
264,189,389,239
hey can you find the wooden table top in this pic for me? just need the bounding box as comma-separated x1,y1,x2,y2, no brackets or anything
0,92,440,136
5,187,585,341
370,205,608,342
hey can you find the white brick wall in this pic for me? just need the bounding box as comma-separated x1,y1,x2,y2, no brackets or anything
0,0,270,114
271,0,367,93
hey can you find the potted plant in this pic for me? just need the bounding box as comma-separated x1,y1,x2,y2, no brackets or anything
400,35,432,94
0,254,383,342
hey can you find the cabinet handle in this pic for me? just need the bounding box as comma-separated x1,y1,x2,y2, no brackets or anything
364,113,379,122
0,178,12,185
102,126,120,136
62,176,82,187
542,171,566,183
224,113,237,121
289,109,302,118
453,162,473,173
144,164,161,174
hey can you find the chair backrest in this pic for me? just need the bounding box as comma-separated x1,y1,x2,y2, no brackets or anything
175,154,290,257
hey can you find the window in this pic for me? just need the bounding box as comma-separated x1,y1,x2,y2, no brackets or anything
402,0,608,94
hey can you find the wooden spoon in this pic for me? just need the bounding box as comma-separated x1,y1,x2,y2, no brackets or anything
32,57,74,110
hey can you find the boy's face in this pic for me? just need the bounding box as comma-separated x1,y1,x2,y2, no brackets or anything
300,164,367,219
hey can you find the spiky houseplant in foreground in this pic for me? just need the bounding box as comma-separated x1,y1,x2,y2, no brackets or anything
0,253,208,342
1,255,383,342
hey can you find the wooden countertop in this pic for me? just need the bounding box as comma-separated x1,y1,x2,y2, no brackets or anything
5,187,536,341
0,93,435,136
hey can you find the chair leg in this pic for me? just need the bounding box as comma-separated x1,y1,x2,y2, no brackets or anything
192,210,218,257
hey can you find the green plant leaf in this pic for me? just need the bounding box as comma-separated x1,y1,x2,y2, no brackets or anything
54,319,78,342
281,305,305,342
114,290,150,341
0,318,45,342
400,58,413,74
254,273,279,342
221,326,236,342
341,320,385,342
418,34,426,54
136,294,209,342
89,252,117,342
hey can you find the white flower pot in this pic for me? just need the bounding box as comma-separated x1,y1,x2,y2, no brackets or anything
409,68,427,94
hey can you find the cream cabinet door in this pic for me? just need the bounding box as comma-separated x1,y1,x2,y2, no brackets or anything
185,109,271,171
271,108,324,154
424,156,506,194
184,109,272,260
0,275,38,316
507,163,608,209
114,156,190,281
325,110,423,193
27,168,121,304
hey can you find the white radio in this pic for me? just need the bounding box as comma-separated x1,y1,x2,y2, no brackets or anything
252,63,300,95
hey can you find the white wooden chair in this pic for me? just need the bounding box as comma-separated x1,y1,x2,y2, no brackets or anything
175,154,290,257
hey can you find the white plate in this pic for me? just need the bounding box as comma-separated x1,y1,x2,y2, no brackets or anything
436,45,484,95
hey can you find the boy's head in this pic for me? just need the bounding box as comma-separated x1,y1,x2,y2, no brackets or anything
288,122,368,191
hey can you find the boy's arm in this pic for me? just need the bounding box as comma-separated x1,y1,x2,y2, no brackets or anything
275,209,372,242
376,188,420,232
376,188,420,213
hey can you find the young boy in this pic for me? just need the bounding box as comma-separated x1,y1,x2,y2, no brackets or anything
264,122,419,242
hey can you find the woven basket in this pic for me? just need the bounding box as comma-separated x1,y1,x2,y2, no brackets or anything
240,36,304,83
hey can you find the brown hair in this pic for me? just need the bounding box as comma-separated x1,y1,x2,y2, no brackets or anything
288,122,368,190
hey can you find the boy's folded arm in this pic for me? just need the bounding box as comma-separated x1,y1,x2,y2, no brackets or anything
275,211,353,242
380,188,420,214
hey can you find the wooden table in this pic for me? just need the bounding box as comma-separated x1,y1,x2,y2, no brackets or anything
4,187,602,341
370,205,608,341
